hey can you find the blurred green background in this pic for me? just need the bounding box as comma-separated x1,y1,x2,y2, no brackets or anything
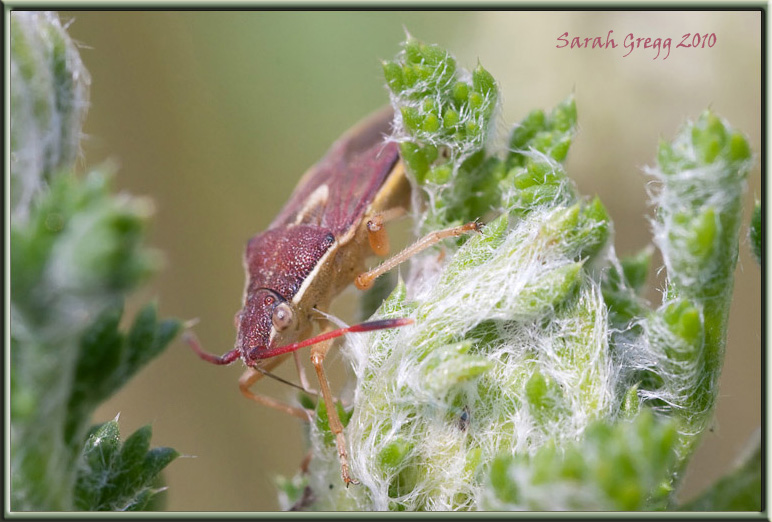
57,11,760,511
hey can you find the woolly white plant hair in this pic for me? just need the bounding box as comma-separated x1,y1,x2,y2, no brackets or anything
301,75,621,509
10,12,91,223
331,209,615,510
10,13,180,511
284,40,753,512
636,111,754,466
300,212,620,510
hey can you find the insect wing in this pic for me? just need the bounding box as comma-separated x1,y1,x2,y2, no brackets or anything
269,107,400,237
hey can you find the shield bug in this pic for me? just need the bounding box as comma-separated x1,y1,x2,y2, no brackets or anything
187,107,480,485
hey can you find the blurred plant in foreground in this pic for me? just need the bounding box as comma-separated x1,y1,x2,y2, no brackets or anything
278,37,759,511
10,12,180,511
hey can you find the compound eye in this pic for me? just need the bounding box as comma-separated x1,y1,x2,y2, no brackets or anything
271,302,294,331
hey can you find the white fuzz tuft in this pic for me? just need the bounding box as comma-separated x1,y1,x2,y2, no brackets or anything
308,205,617,510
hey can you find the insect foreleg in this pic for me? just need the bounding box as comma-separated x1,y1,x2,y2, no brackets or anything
239,354,312,421
310,332,358,486
355,220,482,290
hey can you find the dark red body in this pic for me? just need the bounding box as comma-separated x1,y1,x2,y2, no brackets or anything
236,108,404,365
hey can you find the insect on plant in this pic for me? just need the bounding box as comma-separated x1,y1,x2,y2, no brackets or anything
187,108,480,485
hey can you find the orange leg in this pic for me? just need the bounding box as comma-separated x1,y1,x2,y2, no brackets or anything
186,328,315,412
365,207,407,257
293,350,316,396
239,353,312,421
355,220,482,290
310,332,358,486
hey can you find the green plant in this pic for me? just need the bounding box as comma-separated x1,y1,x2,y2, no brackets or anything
278,37,759,511
10,12,180,511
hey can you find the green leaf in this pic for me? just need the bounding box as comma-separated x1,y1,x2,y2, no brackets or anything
65,302,182,448
399,142,430,182
648,109,754,478
10,12,90,219
385,38,502,233
601,246,653,332
382,60,404,92
472,64,496,98
74,421,179,511
621,247,653,293
507,95,577,166
378,438,413,470
420,342,493,395
314,396,352,447
484,410,678,510
10,13,180,511
514,261,583,317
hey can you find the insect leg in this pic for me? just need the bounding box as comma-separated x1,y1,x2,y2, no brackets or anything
293,350,317,396
310,331,358,486
366,207,407,256
239,354,312,421
355,220,482,290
